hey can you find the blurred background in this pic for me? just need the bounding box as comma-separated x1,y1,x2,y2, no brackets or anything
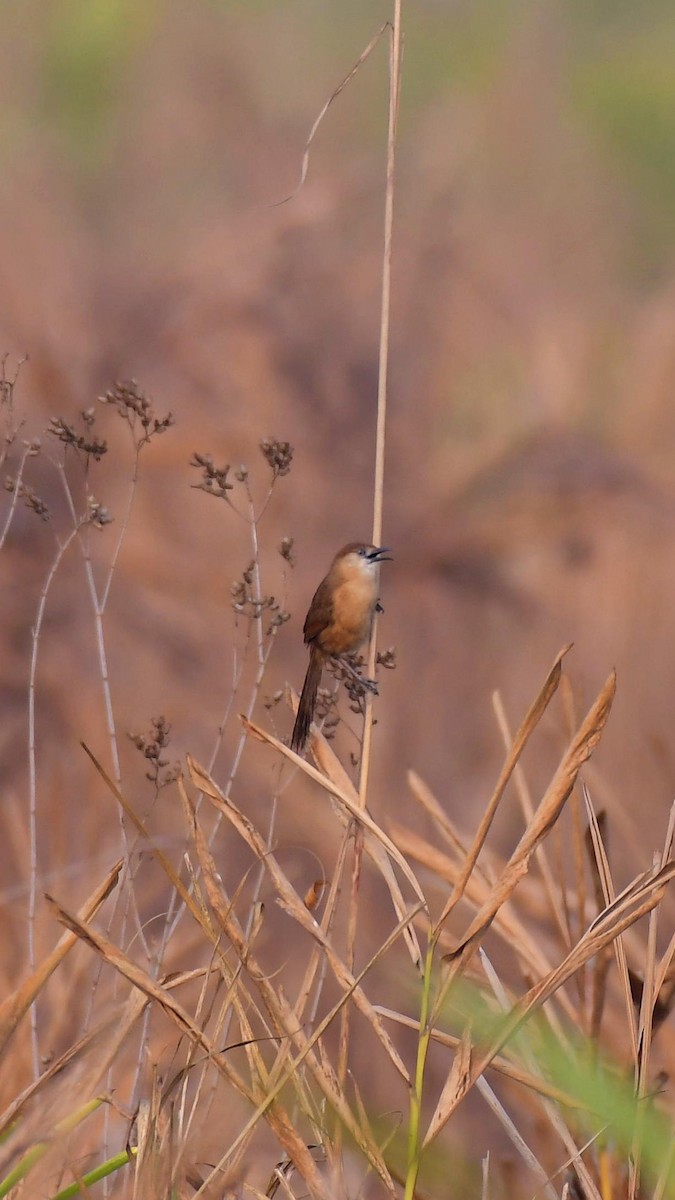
4,0,675,939
2,0,675,1185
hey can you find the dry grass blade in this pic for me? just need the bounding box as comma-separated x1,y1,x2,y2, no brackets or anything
584,810,612,1040
585,860,674,934
653,1138,675,1200
234,729,427,906
0,991,147,1166
448,670,616,967
289,830,351,1040
0,858,122,1056
479,953,600,1200
630,855,661,1199
44,893,253,1097
176,780,295,1106
0,992,149,1200
273,22,390,206
634,800,675,1027
435,645,572,931
181,774,403,1193
213,908,422,1199
424,1026,472,1144
628,806,675,1199
391,823,579,1026
492,690,571,949
81,742,215,934
186,754,412,1086
45,896,336,1200
0,1094,107,1198
583,785,638,1060
652,931,675,1014
533,1128,608,1200
507,861,675,1056
133,1069,167,1200
424,858,675,1147
375,1006,585,1109
407,769,489,869
474,1074,560,1200
312,734,423,970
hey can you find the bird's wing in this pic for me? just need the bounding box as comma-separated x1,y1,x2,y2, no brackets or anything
303,577,334,644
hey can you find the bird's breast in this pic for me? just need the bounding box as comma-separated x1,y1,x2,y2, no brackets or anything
319,574,377,655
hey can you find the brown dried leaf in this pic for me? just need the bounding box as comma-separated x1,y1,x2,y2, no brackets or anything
425,1026,472,1143
304,880,326,911
435,645,571,931
449,671,616,967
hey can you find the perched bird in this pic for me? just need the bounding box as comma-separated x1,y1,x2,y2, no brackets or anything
290,542,391,754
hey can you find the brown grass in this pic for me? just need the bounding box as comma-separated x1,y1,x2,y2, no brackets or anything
2,651,673,1197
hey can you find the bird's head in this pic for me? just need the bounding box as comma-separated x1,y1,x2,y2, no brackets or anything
332,542,392,578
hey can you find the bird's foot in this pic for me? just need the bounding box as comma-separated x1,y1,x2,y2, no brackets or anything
329,654,379,697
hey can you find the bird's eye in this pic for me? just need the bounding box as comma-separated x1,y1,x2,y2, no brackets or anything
358,547,367,557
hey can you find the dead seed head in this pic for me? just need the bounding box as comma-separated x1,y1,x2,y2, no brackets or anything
87,496,114,529
127,715,180,788
230,563,283,628
377,646,397,670
0,354,27,445
279,535,295,565
267,608,290,633
259,437,293,477
99,379,174,444
314,686,339,738
5,476,50,520
190,452,234,500
47,414,108,461
230,579,247,608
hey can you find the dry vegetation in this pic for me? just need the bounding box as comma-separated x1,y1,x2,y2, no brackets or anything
2,2,675,1197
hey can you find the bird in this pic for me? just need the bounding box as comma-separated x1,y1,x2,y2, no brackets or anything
290,542,392,754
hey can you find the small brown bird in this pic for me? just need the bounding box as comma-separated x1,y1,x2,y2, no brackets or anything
290,542,392,754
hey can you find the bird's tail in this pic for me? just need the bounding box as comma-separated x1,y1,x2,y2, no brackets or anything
291,649,323,753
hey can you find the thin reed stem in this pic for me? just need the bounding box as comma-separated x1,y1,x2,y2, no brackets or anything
404,934,436,1200
27,524,80,1079
359,1,402,808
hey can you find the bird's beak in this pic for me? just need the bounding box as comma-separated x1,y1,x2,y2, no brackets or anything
368,546,393,562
